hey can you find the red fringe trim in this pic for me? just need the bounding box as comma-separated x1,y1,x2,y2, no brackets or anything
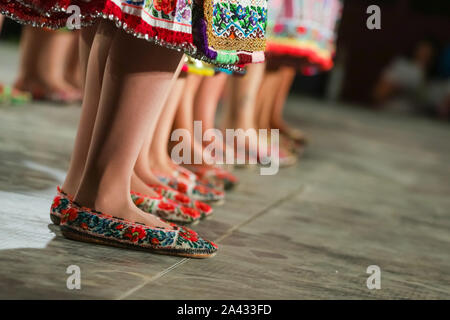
237,53,252,65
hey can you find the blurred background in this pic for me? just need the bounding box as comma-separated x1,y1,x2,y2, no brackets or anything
293,0,450,121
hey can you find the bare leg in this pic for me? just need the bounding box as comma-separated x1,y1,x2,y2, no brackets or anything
191,73,228,162
146,77,186,177
194,73,227,135
15,27,81,101
74,26,182,227
172,74,202,144
65,31,82,91
222,63,265,131
62,22,112,195
256,70,281,129
222,63,265,160
270,66,296,130
168,73,203,164
133,76,186,195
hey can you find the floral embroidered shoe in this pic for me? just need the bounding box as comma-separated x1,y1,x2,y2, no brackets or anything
258,137,298,168
171,164,197,182
273,147,298,168
130,191,202,224
186,166,239,191
172,165,225,190
51,187,207,225
148,184,214,218
281,126,308,146
50,186,72,225
281,133,306,156
154,172,225,203
59,204,218,258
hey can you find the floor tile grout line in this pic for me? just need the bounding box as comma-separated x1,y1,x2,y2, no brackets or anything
213,185,305,243
117,185,304,300
116,258,189,300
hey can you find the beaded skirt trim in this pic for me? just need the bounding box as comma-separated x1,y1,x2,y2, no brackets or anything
0,0,268,70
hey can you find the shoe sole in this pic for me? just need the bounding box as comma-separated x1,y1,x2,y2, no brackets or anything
50,213,61,225
202,198,225,206
60,226,217,259
224,181,237,191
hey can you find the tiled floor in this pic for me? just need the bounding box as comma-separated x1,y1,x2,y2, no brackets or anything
1,42,449,299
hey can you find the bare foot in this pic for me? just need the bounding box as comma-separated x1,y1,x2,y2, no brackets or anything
96,199,173,229
15,77,81,103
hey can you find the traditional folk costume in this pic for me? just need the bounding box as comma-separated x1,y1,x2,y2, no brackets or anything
1,0,268,70
266,0,342,72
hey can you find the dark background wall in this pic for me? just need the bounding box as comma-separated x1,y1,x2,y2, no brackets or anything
292,0,450,105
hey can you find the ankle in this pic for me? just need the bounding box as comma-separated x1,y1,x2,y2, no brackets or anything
93,194,133,217
61,181,78,198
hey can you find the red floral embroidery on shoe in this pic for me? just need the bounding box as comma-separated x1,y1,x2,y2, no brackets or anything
180,206,201,219
152,186,164,195
175,193,190,205
179,228,199,242
51,196,61,209
176,182,188,193
158,201,175,212
194,185,207,194
60,207,78,224
195,201,211,214
134,197,145,206
60,206,217,256
123,226,146,242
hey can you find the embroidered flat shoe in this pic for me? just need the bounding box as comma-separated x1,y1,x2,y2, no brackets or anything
271,147,298,168
281,126,308,146
172,165,225,190
148,184,214,218
171,164,197,182
186,166,239,191
281,133,306,156
130,191,202,224
154,172,225,203
50,186,72,225
59,204,218,258
51,187,207,224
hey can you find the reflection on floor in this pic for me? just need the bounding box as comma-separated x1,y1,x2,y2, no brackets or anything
1,45,450,300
